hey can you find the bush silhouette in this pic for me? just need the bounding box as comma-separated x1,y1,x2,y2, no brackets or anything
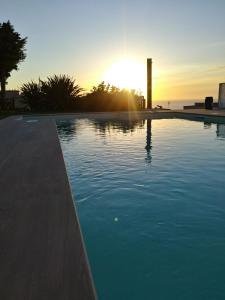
21,75,83,112
21,78,145,112
21,80,44,111
76,82,144,112
41,75,83,111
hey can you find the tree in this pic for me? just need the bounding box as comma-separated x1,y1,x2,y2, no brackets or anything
0,21,27,108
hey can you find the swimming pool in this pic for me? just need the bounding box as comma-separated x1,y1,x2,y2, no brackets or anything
57,117,225,300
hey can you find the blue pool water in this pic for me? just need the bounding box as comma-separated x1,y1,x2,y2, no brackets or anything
57,118,225,300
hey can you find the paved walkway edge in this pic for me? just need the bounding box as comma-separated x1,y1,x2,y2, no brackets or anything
0,116,97,300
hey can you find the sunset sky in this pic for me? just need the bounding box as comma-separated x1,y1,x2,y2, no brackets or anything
1,0,225,100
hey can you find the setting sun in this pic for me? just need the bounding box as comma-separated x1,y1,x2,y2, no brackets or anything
103,59,146,94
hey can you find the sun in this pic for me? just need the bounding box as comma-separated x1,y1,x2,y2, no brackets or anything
103,59,146,94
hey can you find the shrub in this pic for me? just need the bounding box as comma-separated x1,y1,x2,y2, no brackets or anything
41,75,83,111
21,75,82,112
21,80,45,111
21,78,144,112
78,82,144,112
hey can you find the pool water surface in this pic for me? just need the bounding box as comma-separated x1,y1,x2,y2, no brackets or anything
57,118,225,300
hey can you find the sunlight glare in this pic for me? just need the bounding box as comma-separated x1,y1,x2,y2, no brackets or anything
103,59,146,94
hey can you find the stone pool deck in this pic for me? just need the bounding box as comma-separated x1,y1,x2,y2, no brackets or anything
0,116,97,300
174,108,225,118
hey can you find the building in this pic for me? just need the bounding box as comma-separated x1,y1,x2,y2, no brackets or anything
218,83,225,108
5,90,26,110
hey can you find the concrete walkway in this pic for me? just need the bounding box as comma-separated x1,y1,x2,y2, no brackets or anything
174,108,225,118
0,117,97,300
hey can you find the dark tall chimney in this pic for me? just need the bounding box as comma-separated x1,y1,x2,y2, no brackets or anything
147,58,152,109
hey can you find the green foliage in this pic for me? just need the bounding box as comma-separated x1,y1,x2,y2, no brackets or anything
21,75,83,112
91,81,111,93
21,80,44,111
41,75,83,111
0,21,27,106
79,81,144,112
21,78,145,112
